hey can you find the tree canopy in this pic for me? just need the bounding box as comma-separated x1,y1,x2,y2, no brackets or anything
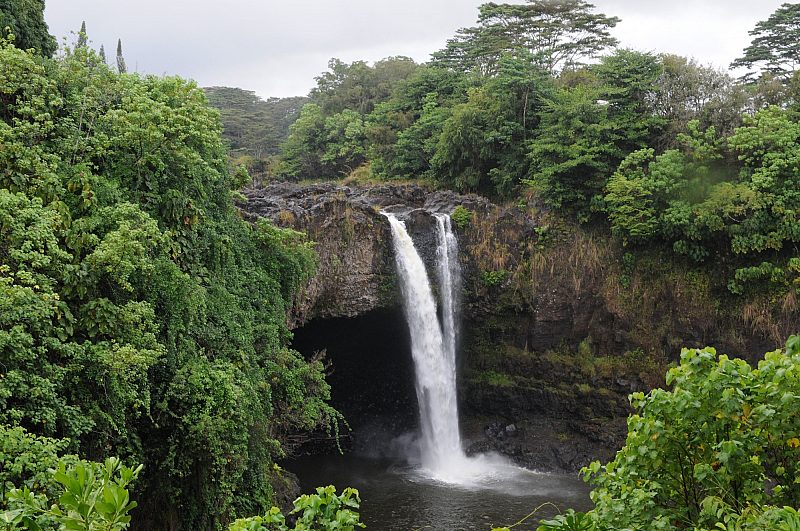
432,0,619,75
0,37,341,529
0,0,56,56
731,2,800,82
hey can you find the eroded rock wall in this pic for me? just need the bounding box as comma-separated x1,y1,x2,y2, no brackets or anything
240,182,795,472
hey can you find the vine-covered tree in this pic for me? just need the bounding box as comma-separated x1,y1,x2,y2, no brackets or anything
0,39,341,529
0,0,57,56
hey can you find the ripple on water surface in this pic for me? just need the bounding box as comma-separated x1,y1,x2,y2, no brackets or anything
287,453,593,531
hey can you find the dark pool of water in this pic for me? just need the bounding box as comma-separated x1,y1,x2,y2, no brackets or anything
287,453,592,531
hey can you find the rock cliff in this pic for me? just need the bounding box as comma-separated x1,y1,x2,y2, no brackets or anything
240,181,793,472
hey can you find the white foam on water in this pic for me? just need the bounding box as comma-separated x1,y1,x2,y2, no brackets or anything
385,212,530,489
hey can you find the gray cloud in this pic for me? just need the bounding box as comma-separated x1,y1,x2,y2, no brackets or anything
45,0,785,98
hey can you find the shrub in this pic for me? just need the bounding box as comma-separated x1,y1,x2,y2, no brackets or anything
539,335,800,530
451,205,472,230
228,486,364,531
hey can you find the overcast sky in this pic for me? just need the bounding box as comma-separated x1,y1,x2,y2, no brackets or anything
44,1,785,99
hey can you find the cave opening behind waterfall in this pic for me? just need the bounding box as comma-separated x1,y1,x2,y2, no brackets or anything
290,306,420,456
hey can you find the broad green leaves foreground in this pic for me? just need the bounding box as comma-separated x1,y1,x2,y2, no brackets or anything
536,336,800,531
0,445,363,531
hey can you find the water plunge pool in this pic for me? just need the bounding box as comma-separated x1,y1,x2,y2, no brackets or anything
287,453,592,530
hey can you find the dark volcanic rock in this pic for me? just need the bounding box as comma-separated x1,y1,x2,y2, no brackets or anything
239,182,490,326
238,180,789,474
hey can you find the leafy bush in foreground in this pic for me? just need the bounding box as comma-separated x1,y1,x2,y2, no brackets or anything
1,454,363,531
229,486,364,531
537,335,800,531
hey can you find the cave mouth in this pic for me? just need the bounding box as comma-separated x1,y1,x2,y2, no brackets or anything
290,306,419,455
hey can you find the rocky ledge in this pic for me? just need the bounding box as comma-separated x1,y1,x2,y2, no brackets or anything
239,181,783,474
240,181,493,326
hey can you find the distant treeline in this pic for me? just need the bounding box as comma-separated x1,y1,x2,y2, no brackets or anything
204,87,309,174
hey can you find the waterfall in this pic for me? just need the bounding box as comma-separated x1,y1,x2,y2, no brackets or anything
435,214,460,373
384,211,520,485
384,213,466,477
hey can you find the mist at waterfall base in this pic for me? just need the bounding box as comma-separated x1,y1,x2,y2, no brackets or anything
385,212,529,487
287,212,591,528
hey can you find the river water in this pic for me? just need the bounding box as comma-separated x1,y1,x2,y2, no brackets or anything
288,453,592,530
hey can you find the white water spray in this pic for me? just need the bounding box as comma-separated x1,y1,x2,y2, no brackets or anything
434,214,460,373
385,212,518,485
385,214,465,477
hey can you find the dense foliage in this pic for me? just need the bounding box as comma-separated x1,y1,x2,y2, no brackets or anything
255,1,800,300
3,1,800,529
0,36,341,529
229,486,364,531
535,336,800,531
0,0,56,56
204,87,309,181
2,455,142,531
1,450,364,531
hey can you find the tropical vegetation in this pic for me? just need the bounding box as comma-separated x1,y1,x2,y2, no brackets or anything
0,19,341,530
1,0,799,529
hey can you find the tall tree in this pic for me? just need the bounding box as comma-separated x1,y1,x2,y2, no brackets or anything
0,0,57,56
77,20,87,47
731,2,800,82
310,56,419,116
527,50,664,221
99,43,105,63
432,0,620,76
653,54,745,146
115,38,126,73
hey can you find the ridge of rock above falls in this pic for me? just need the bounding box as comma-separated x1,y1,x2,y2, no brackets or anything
239,181,494,327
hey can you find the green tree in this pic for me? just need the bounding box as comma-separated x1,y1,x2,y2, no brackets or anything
731,2,800,82
205,87,282,159
366,66,469,180
653,54,745,147
77,20,87,48
310,56,419,117
0,40,341,529
431,55,548,197
578,337,800,530
115,38,126,74
0,0,56,56
528,50,663,220
433,0,620,75
604,123,730,251
278,104,367,180
277,103,327,179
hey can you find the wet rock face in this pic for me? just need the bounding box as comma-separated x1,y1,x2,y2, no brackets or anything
240,181,783,473
240,182,491,326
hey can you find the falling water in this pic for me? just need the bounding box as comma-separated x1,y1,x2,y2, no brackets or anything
384,213,465,477
385,211,521,485
434,213,461,373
